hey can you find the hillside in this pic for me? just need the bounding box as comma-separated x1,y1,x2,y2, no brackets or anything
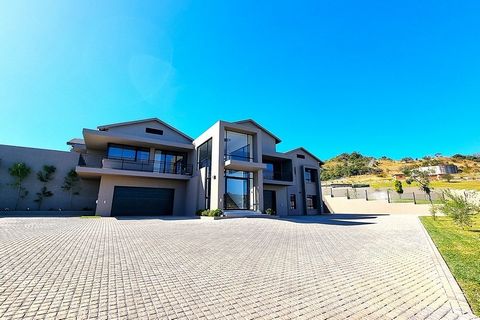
321,153,480,191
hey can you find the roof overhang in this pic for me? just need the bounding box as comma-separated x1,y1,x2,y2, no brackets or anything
83,129,194,151
234,119,282,144
285,147,323,163
97,118,194,142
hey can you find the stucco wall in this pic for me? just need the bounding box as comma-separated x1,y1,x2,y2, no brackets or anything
95,175,188,216
0,144,99,211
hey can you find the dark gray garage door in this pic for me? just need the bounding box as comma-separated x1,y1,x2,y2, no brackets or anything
111,186,174,216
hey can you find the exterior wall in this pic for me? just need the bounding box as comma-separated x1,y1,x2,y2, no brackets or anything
95,175,188,216
287,149,322,215
0,144,99,211
104,120,192,144
193,121,221,211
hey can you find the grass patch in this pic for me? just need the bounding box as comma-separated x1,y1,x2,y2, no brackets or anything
420,215,480,315
80,215,101,219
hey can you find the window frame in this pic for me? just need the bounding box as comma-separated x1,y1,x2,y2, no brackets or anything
107,143,150,162
306,195,318,209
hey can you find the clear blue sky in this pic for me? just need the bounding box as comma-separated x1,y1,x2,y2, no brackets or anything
1,0,479,160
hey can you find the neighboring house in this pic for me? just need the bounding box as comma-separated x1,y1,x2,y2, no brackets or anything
0,118,323,216
417,165,458,180
392,165,458,181
392,173,406,180
72,118,324,217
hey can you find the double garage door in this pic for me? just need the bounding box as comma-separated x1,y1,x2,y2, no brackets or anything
111,186,174,216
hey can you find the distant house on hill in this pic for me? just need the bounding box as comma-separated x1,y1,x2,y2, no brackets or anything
393,164,458,181
418,164,458,175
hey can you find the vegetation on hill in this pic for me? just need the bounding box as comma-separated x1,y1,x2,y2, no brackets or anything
321,152,480,190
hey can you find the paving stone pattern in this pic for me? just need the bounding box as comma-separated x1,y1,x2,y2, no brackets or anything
0,214,477,319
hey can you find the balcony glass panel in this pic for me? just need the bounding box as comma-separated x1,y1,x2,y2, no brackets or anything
224,130,253,162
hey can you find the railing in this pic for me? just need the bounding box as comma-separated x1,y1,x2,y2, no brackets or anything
263,171,293,182
81,158,193,175
224,154,254,162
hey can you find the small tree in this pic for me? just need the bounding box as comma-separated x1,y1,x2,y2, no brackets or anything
405,168,433,203
432,189,480,228
394,180,404,198
35,165,56,210
442,173,453,183
61,169,80,210
8,162,31,210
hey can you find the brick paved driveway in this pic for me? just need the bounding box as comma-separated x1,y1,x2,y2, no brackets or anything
0,214,477,319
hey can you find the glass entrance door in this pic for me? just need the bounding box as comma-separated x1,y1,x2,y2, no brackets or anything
224,170,253,210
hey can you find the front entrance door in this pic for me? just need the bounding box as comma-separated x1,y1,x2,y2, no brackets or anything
263,190,276,214
224,170,253,210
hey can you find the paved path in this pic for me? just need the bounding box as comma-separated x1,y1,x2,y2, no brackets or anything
0,214,476,319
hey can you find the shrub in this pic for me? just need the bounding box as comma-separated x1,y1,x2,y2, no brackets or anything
432,190,480,228
394,180,403,194
265,208,275,215
209,209,223,217
195,209,204,216
199,209,223,217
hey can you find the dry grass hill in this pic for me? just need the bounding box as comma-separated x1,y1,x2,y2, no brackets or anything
321,153,480,191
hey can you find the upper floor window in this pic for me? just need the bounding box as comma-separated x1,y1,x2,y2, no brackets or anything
305,168,317,183
224,130,253,162
297,154,305,159
107,144,150,162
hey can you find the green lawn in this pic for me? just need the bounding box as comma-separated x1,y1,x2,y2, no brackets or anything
420,216,480,315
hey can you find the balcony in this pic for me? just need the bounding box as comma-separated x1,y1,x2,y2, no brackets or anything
263,155,293,185
76,158,193,179
102,159,193,175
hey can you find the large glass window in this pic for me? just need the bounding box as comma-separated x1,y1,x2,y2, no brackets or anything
107,144,149,162
224,130,253,162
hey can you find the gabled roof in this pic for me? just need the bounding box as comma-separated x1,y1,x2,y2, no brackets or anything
234,119,282,144
285,147,323,164
97,118,194,142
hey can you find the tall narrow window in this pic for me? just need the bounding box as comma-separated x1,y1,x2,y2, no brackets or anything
290,194,296,210
197,139,212,169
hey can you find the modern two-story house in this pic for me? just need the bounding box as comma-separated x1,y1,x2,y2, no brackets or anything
71,118,323,217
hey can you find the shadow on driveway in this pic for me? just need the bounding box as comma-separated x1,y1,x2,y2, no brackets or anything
114,216,198,221
279,213,390,226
